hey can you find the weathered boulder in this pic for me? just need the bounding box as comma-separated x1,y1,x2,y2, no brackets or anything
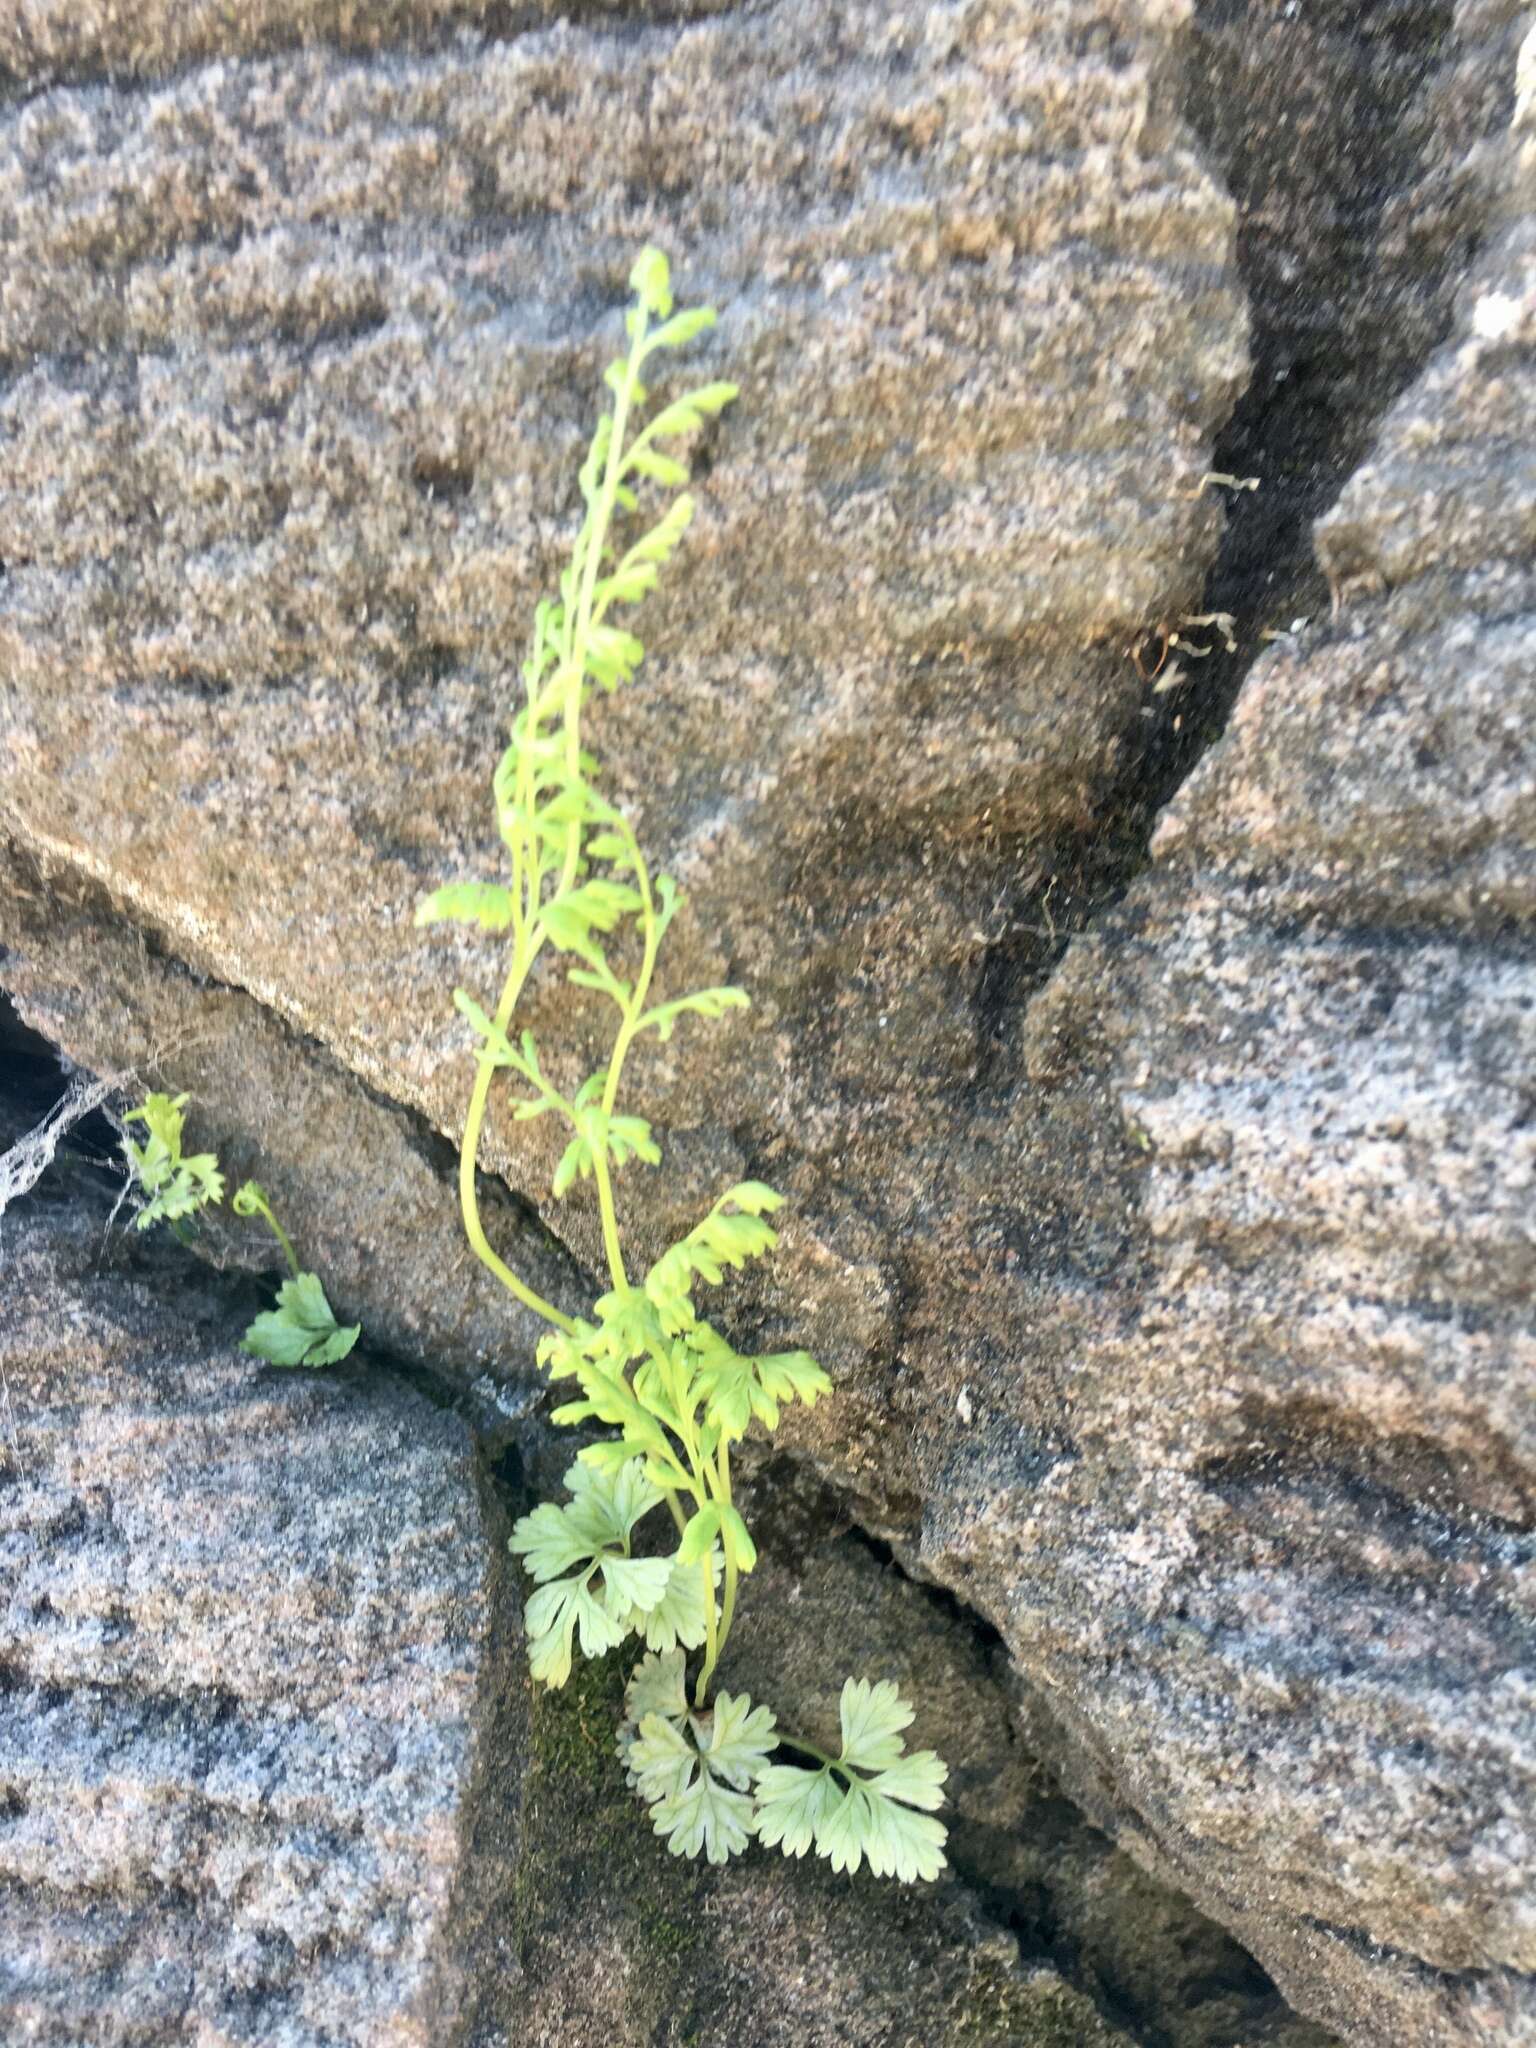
0,0,1245,1304
0,1183,507,2045
913,14,1536,2039
2,0,1532,2041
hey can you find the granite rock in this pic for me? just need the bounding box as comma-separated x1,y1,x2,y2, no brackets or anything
911,16,1536,2038
0,0,1245,1299
0,1185,506,2046
0,1156,1326,2047
1,0,1532,2041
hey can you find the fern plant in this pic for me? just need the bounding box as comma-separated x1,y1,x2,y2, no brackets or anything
120,1100,358,1366
122,1092,224,1230
418,247,948,1880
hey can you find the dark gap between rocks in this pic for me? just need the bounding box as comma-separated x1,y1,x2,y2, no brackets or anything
968,0,1487,1087
836,1521,1335,2048
0,988,122,1173
0,865,584,1299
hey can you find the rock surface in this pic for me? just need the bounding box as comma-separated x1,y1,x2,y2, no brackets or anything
466,1445,1333,2048
0,0,1244,1300
0,1183,504,2046
2,0,1533,2042
913,14,1536,2039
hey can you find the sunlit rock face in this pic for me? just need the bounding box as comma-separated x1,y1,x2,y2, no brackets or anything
1,0,1533,2040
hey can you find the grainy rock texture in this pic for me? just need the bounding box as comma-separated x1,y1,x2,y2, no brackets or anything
0,0,1245,1302
712,1465,1336,2048
912,14,1536,2040
1,0,1532,2042
0,1158,1320,2048
0,1185,505,2046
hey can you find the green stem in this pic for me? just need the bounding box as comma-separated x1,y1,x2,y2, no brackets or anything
601,829,662,1122
774,1732,842,1773
253,1196,301,1280
715,1438,740,1660
555,308,649,899
589,1144,629,1296
695,1568,718,1708
459,945,579,1335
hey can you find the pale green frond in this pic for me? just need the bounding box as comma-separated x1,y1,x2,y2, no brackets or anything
644,1186,785,1334
551,1106,661,1200
643,306,716,353
757,1680,949,1881
626,446,689,489
507,1501,593,1583
623,1647,688,1729
413,881,517,932
652,1772,757,1865
595,561,658,608
525,1576,628,1688
552,1135,590,1200
838,1678,914,1773
868,1749,949,1812
619,496,694,571
676,1504,721,1565
508,1460,668,1687
629,245,673,318
690,1325,828,1443
599,1551,672,1619
635,986,750,1043
240,1273,359,1368
122,1091,226,1230
583,624,646,692
818,1779,948,1883
563,1457,664,1545
583,828,635,867
122,1090,187,1145
630,1550,718,1654
541,878,643,952
627,1713,696,1807
719,1503,757,1574
754,1764,841,1859
704,1691,779,1790
605,1113,661,1169
654,873,682,938
815,1779,875,1876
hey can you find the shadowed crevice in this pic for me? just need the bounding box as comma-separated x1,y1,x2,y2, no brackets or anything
966,0,1503,1088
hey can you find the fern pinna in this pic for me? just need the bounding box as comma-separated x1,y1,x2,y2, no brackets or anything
418,248,947,1879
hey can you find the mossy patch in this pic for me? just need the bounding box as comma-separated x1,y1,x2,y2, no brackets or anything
513,1645,706,2029
947,1956,1124,2048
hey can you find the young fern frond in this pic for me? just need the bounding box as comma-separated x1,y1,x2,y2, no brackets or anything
122,1093,225,1228
119,1108,359,1366
421,247,948,1882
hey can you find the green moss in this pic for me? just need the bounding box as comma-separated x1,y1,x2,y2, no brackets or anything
527,1647,630,1800
514,1643,704,2017
947,1958,1123,2048
640,1908,700,1963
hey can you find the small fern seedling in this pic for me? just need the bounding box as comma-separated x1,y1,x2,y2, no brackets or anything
120,1101,358,1366
418,247,949,1880
232,1179,360,1366
122,1092,224,1232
